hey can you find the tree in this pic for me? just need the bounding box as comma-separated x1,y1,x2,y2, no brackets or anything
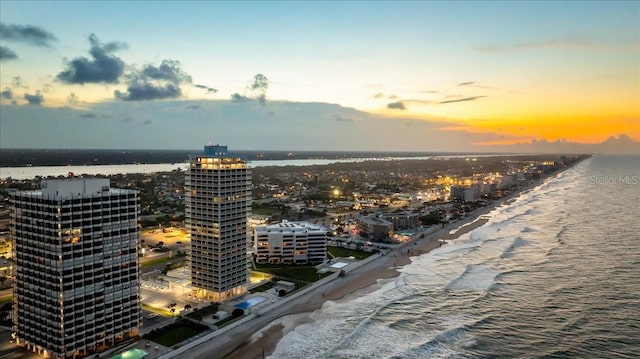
231,308,245,318
0,276,7,288
278,289,287,297
184,304,192,312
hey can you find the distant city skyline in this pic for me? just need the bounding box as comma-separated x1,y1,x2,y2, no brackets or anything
0,1,638,154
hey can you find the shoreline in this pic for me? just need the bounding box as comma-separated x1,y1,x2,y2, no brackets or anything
155,162,581,359
219,181,542,359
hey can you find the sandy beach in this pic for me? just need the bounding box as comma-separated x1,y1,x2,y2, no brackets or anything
216,190,528,359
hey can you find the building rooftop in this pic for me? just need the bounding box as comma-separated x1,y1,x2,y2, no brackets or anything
255,220,324,233
12,178,135,199
359,217,393,226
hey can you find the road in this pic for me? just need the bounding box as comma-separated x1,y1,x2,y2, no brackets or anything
140,247,187,274
0,329,40,359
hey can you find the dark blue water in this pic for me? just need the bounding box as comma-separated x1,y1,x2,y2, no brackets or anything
270,156,640,358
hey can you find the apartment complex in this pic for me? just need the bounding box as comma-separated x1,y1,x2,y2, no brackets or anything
254,221,327,265
10,178,140,359
383,211,420,230
356,216,394,240
185,145,251,302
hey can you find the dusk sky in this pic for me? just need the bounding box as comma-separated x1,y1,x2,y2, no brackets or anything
1,1,638,153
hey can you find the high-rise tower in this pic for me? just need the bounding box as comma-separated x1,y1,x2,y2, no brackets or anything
10,178,140,359
185,145,251,302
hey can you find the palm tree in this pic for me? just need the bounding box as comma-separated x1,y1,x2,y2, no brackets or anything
0,276,7,288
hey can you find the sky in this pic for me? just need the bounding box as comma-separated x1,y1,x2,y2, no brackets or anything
0,1,638,153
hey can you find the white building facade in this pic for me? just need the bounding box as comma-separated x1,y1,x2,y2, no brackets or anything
185,145,251,302
10,178,140,359
254,221,327,265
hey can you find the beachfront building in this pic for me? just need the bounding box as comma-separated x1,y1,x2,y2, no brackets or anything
185,144,251,302
383,211,420,230
498,174,517,189
356,216,394,240
253,220,327,265
464,186,481,203
449,185,466,201
10,178,140,359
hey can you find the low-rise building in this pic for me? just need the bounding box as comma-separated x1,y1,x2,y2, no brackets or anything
450,185,466,201
357,216,394,240
254,220,327,264
464,186,481,203
383,211,419,230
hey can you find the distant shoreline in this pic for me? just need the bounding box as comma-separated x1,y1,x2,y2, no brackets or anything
0,153,556,180
0,148,522,168
186,163,583,359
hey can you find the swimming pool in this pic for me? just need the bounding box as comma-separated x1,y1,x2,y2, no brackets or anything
111,348,148,359
235,296,267,310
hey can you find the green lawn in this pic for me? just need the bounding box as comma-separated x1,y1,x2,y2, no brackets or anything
186,303,219,321
216,315,240,328
327,246,375,260
141,256,171,267
251,208,277,215
249,281,276,294
144,320,208,347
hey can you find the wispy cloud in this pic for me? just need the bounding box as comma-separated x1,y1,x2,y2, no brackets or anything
67,93,80,106
387,101,406,110
403,98,434,105
12,76,27,89
457,81,501,91
1,88,13,100
0,23,57,47
249,74,269,106
24,91,44,105
230,74,270,105
194,84,218,93
0,46,18,60
231,93,251,102
473,38,614,53
439,96,486,104
335,115,354,123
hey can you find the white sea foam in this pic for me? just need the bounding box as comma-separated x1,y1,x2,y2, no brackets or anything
444,264,501,291
270,163,587,358
501,237,529,258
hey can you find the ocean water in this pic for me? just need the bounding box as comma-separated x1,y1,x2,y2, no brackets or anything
269,156,640,359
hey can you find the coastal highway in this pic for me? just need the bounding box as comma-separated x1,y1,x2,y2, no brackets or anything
174,179,543,359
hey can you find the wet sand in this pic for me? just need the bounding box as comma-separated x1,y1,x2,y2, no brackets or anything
221,210,501,358
200,186,536,359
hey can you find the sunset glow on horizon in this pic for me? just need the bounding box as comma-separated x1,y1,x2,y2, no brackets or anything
0,1,638,153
